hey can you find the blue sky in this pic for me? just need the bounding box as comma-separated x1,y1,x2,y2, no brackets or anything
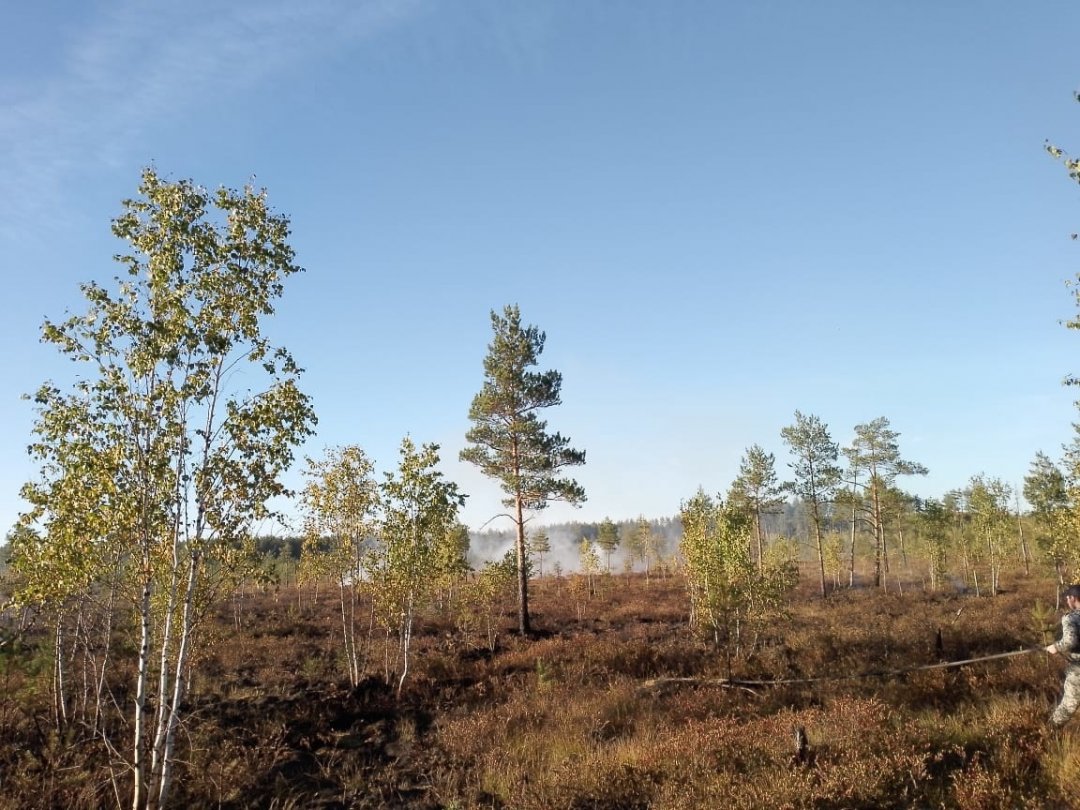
3,1,1080,538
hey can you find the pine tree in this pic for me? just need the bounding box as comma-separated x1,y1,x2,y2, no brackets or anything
842,417,927,588
781,411,841,598
461,305,585,635
727,445,784,572
596,517,620,571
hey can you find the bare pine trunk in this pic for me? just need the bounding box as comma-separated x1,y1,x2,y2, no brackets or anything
848,470,858,587
881,515,890,575
515,494,530,636
872,485,884,588
754,513,764,574
812,501,827,598
1017,506,1031,576
848,508,857,587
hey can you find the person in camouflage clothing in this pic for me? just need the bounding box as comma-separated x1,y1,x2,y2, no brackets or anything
1046,584,1080,728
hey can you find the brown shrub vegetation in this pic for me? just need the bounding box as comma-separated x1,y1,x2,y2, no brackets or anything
1,568,1078,808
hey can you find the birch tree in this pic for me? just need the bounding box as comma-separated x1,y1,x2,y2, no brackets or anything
300,445,379,686
12,169,315,810
965,475,1012,596
679,489,795,672
945,488,984,595
461,305,586,635
914,498,950,592
374,438,464,695
433,522,471,607
1045,96,1080,583
1024,451,1071,582
578,537,600,598
457,556,514,651
626,515,659,582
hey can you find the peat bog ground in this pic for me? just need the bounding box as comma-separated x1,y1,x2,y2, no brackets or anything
1,569,1078,809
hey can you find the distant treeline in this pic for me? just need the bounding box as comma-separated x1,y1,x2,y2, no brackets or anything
247,498,885,574
250,501,851,568
253,535,303,561
252,517,685,568
0,499,899,576
465,500,861,562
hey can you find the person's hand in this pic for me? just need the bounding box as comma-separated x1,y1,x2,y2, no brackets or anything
1047,644,1059,655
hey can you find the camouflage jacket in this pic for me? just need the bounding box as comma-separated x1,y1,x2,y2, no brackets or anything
1055,609,1080,664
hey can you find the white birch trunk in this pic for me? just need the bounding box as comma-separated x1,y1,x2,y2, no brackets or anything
153,550,201,809
131,567,153,810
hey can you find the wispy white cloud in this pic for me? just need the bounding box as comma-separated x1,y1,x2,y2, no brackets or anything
0,0,429,244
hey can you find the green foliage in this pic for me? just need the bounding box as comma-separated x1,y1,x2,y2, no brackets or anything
913,498,951,591
436,523,472,579
460,304,585,634
783,412,842,505
944,488,989,595
727,444,785,571
299,444,380,685
965,474,1013,595
1031,599,1055,647
527,528,551,576
255,534,303,560
300,446,378,578
1047,95,1080,582
762,536,800,592
457,555,516,651
842,417,927,588
378,439,464,594
12,168,316,808
781,411,841,597
1046,97,1080,252
1025,451,1071,578
16,169,314,603
460,304,586,513
579,537,600,578
500,547,532,580
679,489,794,665
626,515,663,580
371,438,464,693
535,657,556,691
1042,431,1080,584
821,531,846,585
596,518,620,570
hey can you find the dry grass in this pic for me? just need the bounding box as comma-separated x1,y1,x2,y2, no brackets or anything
1,568,1078,808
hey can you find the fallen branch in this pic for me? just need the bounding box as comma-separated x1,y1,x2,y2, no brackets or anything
639,677,760,696
639,647,1039,693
